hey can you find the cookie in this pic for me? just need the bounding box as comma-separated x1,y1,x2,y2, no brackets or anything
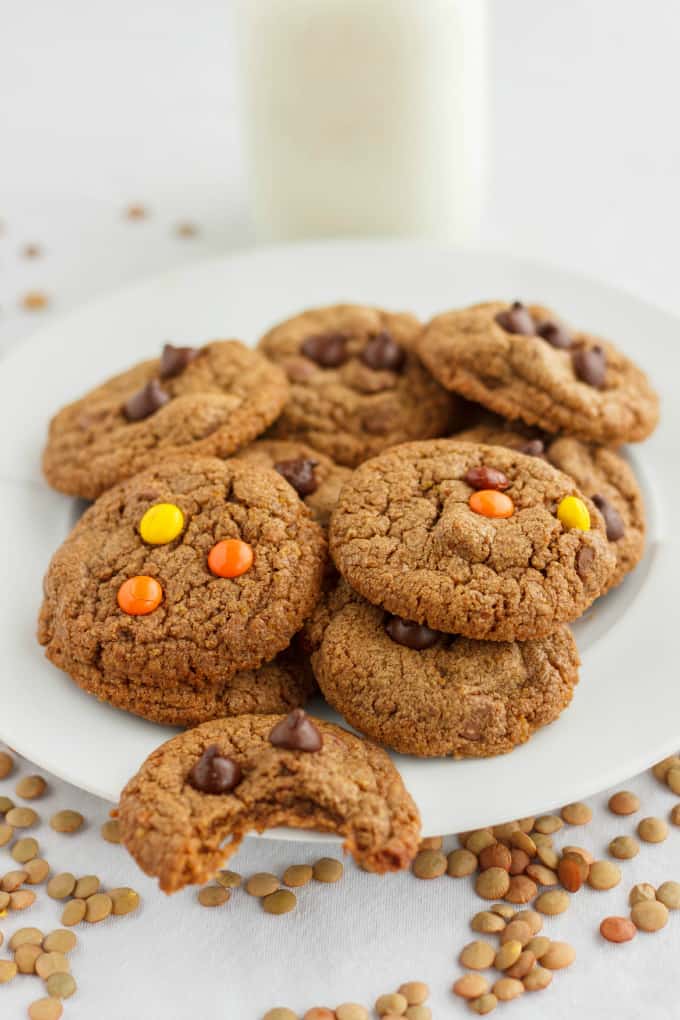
257,304,459,467
456,424,645,591
119,711,421,891
312,581,580,757
43,339,289,499
39,457,327,711
329,439,616,641
232,438,351,528
419,301,659,444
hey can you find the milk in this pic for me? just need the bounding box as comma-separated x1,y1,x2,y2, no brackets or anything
235,0,487,241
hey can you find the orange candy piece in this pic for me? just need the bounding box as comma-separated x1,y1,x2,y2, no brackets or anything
117,575,163,615
208,538,254,578
469,489,515,519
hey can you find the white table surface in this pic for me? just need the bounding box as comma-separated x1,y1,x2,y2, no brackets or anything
1,1,680,1017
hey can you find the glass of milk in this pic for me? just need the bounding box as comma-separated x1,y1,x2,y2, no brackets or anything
234,0,487,242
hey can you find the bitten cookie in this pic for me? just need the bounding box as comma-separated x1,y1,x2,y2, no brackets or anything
119,711,421,891
38,457,327,714
330,439,616,641
456,423,645,591
43,339,289,499
232,438,351,528
312,582,580,758
420,301,659,444
258,304,459,467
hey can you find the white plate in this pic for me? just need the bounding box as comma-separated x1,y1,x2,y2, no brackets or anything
0,240,678,838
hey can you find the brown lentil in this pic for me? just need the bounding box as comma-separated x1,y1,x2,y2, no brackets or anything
35,952,70,980
468,993,497,1014
216,870,241,889
510,831,536,857
61,899,86,926
500,920,531,946
0,751,14,777
518,817,536,833
504,875,537,904
466,830,497,855
47,874,76,900
0,959,18,983
637,817,668,843
42,930,77,953
15,944,42,974
492,977,524,1002
246,873,279,897
490,903,515,920
535,890,570,916
264,1012,298,1020
513,909,542,935
523,967,553,991
453,974,489,999
303,1010,334,1020
0,823,14,845
198,886,230,907
337,1006,369,1020
263,890,297,915
478,844,511,872
588,860,621,890
10,889,36,910
74,875,99,898
494,940,522,971
536,846,559,870
508,849,530,875
670,804,680,826
533,814,563,834
412,849,447,880
24,859,49,884
471,911,506,934
404,1008,431,1020
491,822,518,843
7,807,38,829
419,835,443,851
313,858,343,883
281,865,312,888
541,941,576,970
531,833,553,849
608,791,640,815
560,801,592,825
16,776,46,800
475,868,510,900
600,917,636,943
109,887,141,915
12,837,39,863
558,856,585,892
460,941,496,970
656,881,680,909
375,993,407,1015
0,889,9,909
3,869,28,891
631,899,669,932
505,950,535,980
100,819,121,843
609,836,639,860
28,1000,63,1020
46,973,77,1000
85,892,112,922
398,982,429,1005
652,755,680,781
9,927,44,949
447,849,478,878
629,883,657,906
562,845,593,864
50,810,84,834
526,864,558,886
526,936,551,960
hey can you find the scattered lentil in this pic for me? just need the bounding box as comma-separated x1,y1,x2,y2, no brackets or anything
504,875,537,904
3,869,28,891
629,883,657,906
478,844,511,872
24,859,49,884
460,941,496,970
303,1010,334,1020
526,936,551,960
100,819,121,843
500,920,531,946
404,1008,431,1020
313,858,344,883
533,815,562,835
419,836,443,850
505,950,535,980
637,817,668,843
12,837,39,863
608,791,640,816
453,974,489,999
0,959,18,983
508,849,530,875
448,849,478,878
21,291,50,312
523,967,553,991
50,811,84,834
494,940,522,971
513,910,542,935
398,983,429,1005
609,836,639,860
656,881,680,909
588,860,621,891
531,833,553,849
509,831,536,857
0,751,14,778
7,807,38,829
10,889,37,910
61,899,86,927
631,899,669,932
246,873,279,898
0,796,14,814
652,755,680,781
412,850,447,880
198,885,230,907
562,845,593,864
35,952,70,980
28,1000,63,1020
109,887,141,916
46,973,77,1000
525,864,558,886
375,993,407,1015
468,993,497,1014
43,930,77,953
492,977,524,1002
9,928,43,949
47,874,76,900
490,903,515,921
560,802,592,825
541,941,576,970
471,911,506,934
336,1006,369,1020
263,890,297,915
466,830,497,855
74,876,99,899
15,944,43,974
600,917,636,943
15,776,46,800
216,870,241,889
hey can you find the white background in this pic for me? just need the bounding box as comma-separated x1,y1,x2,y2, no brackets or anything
1,1,680,1017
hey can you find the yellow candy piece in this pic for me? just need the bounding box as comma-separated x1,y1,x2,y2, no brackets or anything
139,503,185,545
557,495,590,531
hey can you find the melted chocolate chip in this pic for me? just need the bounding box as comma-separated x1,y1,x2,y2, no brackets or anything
572,346,606,388
464,465,510,491
592,493,625,541
385,616,442,650
576,545,595,579
269,709,323,752
518,439,545,457
123,379,170,421
360,331,407,372
495,301,536,336
274,457,319,496
159,343,198,379
537,320,572,349
187,745,242,794
301,332,349,368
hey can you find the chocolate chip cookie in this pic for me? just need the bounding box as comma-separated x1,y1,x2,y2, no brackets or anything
258,304,459,467
233,438,351,528
456,424,645,591
419,302,659,444
330,439,616,641
119,712,421,891
39,457,327,715
43,340,289,499
312,581,580,757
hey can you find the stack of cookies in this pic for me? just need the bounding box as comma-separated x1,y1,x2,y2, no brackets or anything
36,300,659,880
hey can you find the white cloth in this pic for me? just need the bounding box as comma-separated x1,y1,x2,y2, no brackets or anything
2,1,680,1016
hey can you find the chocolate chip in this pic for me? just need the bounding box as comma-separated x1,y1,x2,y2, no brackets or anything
187,745,242,795
123,379,170,421
592,493,625,541
269,709,323,752
495,301,536,336
301,332,349,368
385,616,442,650
464,466,510,491
576,545,595,579
159,343,198,379
360,331,407,372
518,439,545,457
572,345,606,388
537,320,572,349
274,457,319,496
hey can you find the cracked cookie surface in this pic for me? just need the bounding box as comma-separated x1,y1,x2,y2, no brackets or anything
39,457,327,705
43,340,289,499
119,713,421,891
258,304,459,467
456,423,645,591
420,302,659,444
330,439,616,641
312,581,579,757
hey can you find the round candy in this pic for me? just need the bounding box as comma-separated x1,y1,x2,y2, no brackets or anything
557,495,590,531
208,539,254,578
139,503,185,545
469,489,514,519
117,576,163,615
